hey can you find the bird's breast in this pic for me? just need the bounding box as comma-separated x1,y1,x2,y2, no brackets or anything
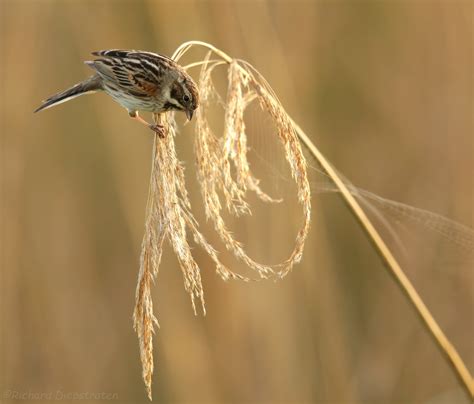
104,84,165,113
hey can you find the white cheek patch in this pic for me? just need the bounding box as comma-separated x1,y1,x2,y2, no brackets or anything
169,98,182,109
164,87,182,108
167,86,184,109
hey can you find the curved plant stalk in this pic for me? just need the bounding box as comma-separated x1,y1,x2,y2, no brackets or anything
134,41,472,400
172,41,474,399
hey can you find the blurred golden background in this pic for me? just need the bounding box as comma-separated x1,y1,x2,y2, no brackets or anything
1,1,472,403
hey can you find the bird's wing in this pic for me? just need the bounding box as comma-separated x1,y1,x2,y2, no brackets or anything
92,49,175,64
86,49,175,97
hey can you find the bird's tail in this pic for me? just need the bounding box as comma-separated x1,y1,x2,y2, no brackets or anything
34,75,102,113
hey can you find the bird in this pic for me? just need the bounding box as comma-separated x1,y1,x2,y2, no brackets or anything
34,49,199,136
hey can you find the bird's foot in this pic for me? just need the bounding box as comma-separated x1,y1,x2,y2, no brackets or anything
129,111,165,138
149,123,165,138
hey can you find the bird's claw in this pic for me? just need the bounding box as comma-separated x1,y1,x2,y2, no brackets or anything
149,123,165,138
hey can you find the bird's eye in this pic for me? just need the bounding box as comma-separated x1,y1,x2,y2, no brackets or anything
183,94,190,103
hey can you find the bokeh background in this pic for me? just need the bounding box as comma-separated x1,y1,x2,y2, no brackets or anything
1,1,472,403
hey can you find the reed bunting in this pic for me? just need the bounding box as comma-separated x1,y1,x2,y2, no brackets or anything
35,49,199,136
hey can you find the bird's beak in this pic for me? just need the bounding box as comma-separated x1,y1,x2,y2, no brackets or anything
186,109,194,121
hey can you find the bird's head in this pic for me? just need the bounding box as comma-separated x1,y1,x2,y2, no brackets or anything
168,73,199,121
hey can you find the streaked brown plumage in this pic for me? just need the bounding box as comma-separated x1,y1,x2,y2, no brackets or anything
35,49,199,135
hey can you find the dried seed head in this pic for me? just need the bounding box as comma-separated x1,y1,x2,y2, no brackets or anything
194,58,311,279
135,44,312,400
